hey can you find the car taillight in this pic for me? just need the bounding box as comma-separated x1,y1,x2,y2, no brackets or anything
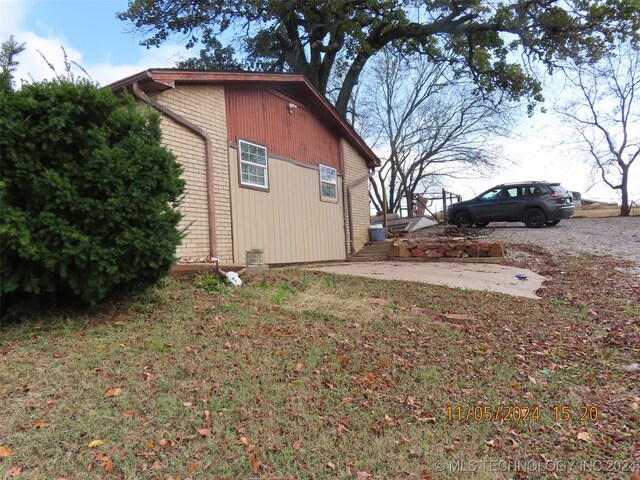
550,192,559,198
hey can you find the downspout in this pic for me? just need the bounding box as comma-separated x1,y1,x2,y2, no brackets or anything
346,169,375,254
132,82,217,258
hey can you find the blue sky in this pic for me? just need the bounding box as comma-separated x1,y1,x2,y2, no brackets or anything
19,1,133,65
2,0,637,204
1,0,185,85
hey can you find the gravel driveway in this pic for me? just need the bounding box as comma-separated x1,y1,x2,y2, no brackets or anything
482,217,640,262
413,217,640,273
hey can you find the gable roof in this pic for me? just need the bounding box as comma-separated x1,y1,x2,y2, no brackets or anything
109,69,380,168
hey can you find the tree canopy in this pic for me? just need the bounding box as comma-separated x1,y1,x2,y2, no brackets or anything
119,0,639,116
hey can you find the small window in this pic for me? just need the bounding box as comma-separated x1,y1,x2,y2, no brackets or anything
505,187,520,197
239,140,268,189
319,164,337,202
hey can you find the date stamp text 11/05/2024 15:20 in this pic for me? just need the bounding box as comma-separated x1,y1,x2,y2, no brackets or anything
446,405,600,422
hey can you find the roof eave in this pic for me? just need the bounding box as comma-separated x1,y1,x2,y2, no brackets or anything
108,69,380,168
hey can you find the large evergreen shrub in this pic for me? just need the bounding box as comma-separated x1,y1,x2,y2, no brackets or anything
0,80,185,317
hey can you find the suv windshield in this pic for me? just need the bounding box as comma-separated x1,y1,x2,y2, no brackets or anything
479,188,502,200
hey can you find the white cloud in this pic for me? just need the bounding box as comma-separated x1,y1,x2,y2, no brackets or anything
1,0,186,86
89,44,187,86
0,0,29,37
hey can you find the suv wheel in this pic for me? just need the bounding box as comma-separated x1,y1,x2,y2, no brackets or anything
454,212,473,228
546,219,561,226
475,221,490,227
523,208,546,228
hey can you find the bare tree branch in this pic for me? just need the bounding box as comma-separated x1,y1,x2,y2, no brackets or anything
354,47,514,214
556,41,639,215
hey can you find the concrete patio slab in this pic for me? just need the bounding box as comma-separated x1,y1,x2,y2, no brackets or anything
308,261,546,299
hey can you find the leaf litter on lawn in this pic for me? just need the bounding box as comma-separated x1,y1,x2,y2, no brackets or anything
0,257,638,478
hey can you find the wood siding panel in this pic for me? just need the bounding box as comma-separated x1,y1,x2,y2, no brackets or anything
229,147,345,263
226,87,341,172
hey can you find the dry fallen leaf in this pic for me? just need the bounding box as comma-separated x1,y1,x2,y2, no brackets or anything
369,298,388,306
204,410,212,428
105,387,122,398
0,445,15,457
240,436,251,447
123,410,134,418
188,461,197,473
8,466,22,477
159,439,169,449
196,428,211,437
295,362,304,372
577,431,592,442
292,439,303,450
357,471,373,479
630,402,639,411
101,457,114,473
33,418,49,429
630,470,640,480
248,452,261,474
326,461,336,471
88,440,104,449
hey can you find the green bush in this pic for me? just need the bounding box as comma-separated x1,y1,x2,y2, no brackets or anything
0,80,185,317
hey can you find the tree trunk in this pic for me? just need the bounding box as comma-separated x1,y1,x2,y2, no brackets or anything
335,51,373,117
406,192,414,217
369,175,385,213
619,165,630,216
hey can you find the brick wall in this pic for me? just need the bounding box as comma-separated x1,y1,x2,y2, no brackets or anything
151,86,233,262
341,139,371,254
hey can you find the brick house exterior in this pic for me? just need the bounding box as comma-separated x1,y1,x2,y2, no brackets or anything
110,70,379,265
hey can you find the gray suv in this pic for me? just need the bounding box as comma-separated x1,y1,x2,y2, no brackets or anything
446,182,575,228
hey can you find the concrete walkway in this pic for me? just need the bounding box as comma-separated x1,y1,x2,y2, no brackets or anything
309,262,546,299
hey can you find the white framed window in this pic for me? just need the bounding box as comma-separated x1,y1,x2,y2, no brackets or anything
239,139,268,189
319,164,337,202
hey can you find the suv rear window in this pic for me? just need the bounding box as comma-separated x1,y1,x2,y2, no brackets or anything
523,186,543,195
550,185,570,196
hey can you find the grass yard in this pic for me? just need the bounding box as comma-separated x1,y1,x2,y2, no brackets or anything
1,252,639,479
573,206,639,218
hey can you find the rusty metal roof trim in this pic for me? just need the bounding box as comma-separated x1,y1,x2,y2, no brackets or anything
108,69,380,168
